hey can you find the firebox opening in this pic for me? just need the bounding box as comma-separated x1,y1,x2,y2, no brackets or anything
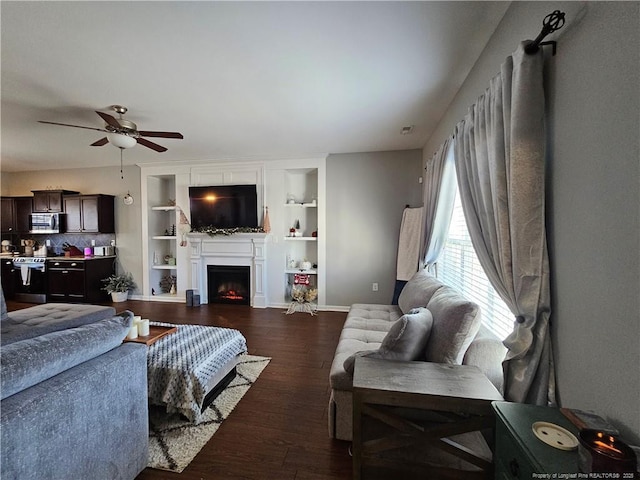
207,265,250,305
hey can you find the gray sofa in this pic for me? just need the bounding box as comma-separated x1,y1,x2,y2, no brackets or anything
1,287,149,479
328,269,508,441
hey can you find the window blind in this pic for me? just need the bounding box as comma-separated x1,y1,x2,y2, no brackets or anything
438,187,515,340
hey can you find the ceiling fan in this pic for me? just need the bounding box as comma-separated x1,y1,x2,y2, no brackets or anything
38,105,183,153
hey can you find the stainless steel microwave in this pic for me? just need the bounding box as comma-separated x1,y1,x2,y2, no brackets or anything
29,212,66,234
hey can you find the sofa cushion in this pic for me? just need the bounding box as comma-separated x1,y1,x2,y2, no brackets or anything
1,303,117,345
1,311,133,400
343,304,402,332
343,307,433,374
398,269,444,314
424,286,482,364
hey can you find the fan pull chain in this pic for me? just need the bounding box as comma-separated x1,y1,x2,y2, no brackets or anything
120,148,124,179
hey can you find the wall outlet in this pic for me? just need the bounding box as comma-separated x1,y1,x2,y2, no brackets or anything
45,239,51,247
91,239,96,246
372,282,379,292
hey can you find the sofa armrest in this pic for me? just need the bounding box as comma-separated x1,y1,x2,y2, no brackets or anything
462,326,507,394
1,343,149,480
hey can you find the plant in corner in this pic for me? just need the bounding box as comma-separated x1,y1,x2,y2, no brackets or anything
102,272,137,303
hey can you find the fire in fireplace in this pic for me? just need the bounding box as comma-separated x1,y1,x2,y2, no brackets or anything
207,265,250,305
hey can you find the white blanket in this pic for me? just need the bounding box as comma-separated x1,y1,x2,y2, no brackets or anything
396,207,424,281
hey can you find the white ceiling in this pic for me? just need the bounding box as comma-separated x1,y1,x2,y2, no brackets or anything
1,1,509,173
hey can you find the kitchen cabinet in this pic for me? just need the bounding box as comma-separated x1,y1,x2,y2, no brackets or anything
63,194,115,233
32,189,78,213
47,257,114,303
1,197,15,232
1,196,32,233
1,258,16,299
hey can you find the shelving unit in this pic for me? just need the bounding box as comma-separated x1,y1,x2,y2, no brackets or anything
141,172,188,302
283,168,319,308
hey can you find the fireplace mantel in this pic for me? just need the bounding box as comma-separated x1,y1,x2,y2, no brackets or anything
187,233,268,307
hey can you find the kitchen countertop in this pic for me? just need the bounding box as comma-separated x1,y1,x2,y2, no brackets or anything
1,254,116,260
46,255,116,261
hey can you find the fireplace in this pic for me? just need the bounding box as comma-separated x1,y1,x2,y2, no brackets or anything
207,265,251,305
187,233,267,307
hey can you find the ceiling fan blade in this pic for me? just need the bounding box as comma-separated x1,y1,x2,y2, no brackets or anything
137,137,167,152
38,120,107,133
138,131,184,139
90,137,109,147
95,111,122,129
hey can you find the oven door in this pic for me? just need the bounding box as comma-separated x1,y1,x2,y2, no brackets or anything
13,264,47,303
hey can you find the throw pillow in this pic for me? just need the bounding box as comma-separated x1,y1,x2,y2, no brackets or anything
424,286,482,364
398,268,444,314
343,307,433,374
0,312,133,400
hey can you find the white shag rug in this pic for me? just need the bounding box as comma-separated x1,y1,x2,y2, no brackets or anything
147,354,270,473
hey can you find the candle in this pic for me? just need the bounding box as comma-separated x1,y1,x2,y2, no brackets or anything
139,319,150,336
579,429,637,473
126,324,138,340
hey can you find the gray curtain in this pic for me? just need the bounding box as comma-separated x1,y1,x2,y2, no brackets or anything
453,42,555,405
422,136,457,273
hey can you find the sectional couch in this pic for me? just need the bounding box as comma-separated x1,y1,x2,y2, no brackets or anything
1,287,149,479
328,268,508,441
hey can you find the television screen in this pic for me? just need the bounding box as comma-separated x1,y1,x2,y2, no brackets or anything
189,185,258,229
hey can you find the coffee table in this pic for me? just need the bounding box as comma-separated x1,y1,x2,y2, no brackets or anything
352,357,504,480
146,322,247,423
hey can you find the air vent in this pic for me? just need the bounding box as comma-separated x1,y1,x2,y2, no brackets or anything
401,125,414,135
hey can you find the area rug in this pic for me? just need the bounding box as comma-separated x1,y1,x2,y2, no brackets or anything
147,354,270,473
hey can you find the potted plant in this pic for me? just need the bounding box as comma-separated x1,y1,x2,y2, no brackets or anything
101,272,137,302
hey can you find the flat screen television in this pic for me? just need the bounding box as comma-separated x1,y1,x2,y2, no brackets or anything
189,185,258,229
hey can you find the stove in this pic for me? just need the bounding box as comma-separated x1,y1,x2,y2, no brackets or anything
13,256,47,265
12,256,47,303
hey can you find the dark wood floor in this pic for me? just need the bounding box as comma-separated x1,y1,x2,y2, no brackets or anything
6,299,353,480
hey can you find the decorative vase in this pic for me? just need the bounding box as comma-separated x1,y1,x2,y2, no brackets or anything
111,291,128,303
169,284,176,295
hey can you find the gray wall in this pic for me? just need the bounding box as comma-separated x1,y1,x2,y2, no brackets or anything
423,2,639,443
325,150,423,307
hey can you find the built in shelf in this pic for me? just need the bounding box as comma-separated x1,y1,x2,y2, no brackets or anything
152,265,177,270
151,205,177,211
284,203,317,208
285,269,318,275
152,235,177,240
284,237,317,241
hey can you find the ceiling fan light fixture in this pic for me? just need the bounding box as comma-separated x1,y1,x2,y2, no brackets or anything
107,132,137,149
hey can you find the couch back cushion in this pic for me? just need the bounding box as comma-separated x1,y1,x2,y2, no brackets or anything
1,303,117,346
424,286,482,364
1,312,133,400
398,269,444,314
343,307,433,374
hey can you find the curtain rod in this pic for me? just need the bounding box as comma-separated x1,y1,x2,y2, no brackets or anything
525,10,566,55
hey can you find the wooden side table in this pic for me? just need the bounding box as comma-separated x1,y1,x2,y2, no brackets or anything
492,401,580,479
352,357,504,480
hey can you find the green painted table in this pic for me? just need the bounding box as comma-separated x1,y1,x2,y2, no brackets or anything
492,401,580,479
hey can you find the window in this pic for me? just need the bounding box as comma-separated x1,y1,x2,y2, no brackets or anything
438,179,515,340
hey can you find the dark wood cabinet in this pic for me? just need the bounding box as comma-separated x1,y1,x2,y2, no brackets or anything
15,197,33,232
32,190,78,213
47,257,114,303
1,197,15,232
1,196,32,233
1,258,16,299
63,194,115,233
